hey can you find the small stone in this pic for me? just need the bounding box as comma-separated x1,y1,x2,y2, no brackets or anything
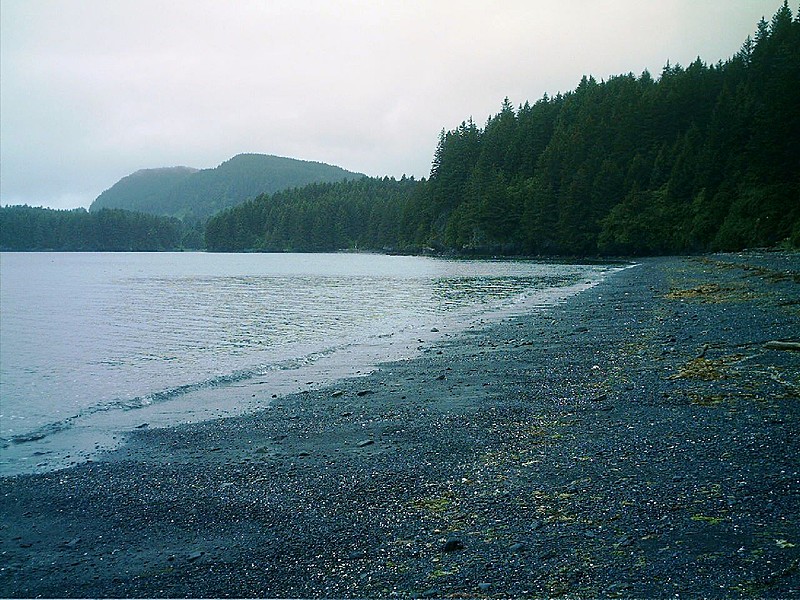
65,537,81,548
135,423,149,429
348,550,367,559
356,390,373,397
615,535,634,547
478,582,491,591
442,538,464,552
509,542,526,552
331,390,344,398
187,551,204,561
435,374,446,380
430,327,440,332
357,439,374,448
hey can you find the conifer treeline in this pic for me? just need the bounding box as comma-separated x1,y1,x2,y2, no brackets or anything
0,206,200,251
205,177,416,252
207,4,799,255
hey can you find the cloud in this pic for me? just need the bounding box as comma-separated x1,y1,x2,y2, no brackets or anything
0,0,781,209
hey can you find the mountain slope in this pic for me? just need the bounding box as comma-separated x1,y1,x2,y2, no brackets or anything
90,166,198,217
90,154,364,220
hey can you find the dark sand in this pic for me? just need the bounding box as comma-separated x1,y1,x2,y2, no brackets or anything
2,254,799,598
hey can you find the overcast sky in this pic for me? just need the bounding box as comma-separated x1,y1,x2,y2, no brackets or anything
0,1,783,210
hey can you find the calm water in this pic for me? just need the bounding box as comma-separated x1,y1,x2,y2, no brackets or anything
0,252,614,475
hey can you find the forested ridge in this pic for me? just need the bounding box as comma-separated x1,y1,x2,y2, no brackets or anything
208,4,799,255
0,206,200,251
90,154,364,221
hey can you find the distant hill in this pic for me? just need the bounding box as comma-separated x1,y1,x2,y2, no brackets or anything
90,154,364,221
89,166,198,217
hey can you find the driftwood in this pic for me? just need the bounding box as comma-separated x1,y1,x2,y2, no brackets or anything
764,341,800,352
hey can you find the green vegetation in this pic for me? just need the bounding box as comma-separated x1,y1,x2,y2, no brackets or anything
90,154,364,221
208,4,799,255
0,205,198,251
205,176,418,252
4,5,798,255
88,166,198,217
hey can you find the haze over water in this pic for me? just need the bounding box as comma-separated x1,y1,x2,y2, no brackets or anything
0,252,615,475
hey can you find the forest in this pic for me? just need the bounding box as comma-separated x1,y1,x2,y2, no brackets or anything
0,206,200,251
3,5,798,256
89,154,363,221
207,4,799,255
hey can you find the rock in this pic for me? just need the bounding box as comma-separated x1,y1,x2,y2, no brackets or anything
64,537,81,548
356,390,373,397
477,582,492,591
442,538,464,552
435,374,446,381
331,390,345,397
348,550,366,559
764,340,800,351
615,535,635,547
187,550,204,562
509,542,526,552
135,422,149,429
357,439,374,448
431,327,440,332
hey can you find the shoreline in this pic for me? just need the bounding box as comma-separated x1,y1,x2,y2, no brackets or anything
0,258,614,478
1,253,798,598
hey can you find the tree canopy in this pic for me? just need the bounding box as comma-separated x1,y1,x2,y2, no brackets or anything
207,4,799,256
90,154,364,222
0,206,198,251
6,5,799,256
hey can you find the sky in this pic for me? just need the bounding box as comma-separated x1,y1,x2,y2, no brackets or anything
0,1,785,210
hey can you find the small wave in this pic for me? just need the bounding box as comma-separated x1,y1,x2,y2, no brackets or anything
9,418,75,444
4,343,351,446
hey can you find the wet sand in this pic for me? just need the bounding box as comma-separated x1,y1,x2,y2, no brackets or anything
1,253,799,598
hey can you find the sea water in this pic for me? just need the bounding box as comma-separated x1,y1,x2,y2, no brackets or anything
0,252,615,475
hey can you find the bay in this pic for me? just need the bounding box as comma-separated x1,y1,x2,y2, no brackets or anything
0,252,615,475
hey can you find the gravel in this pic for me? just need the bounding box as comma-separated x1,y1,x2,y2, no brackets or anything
1,253,798,598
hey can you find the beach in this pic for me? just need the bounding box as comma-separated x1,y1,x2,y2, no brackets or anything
1,253,798,598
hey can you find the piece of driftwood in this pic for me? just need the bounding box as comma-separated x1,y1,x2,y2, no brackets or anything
764,341,800,352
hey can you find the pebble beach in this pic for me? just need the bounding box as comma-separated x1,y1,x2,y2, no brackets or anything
1,253,799,598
